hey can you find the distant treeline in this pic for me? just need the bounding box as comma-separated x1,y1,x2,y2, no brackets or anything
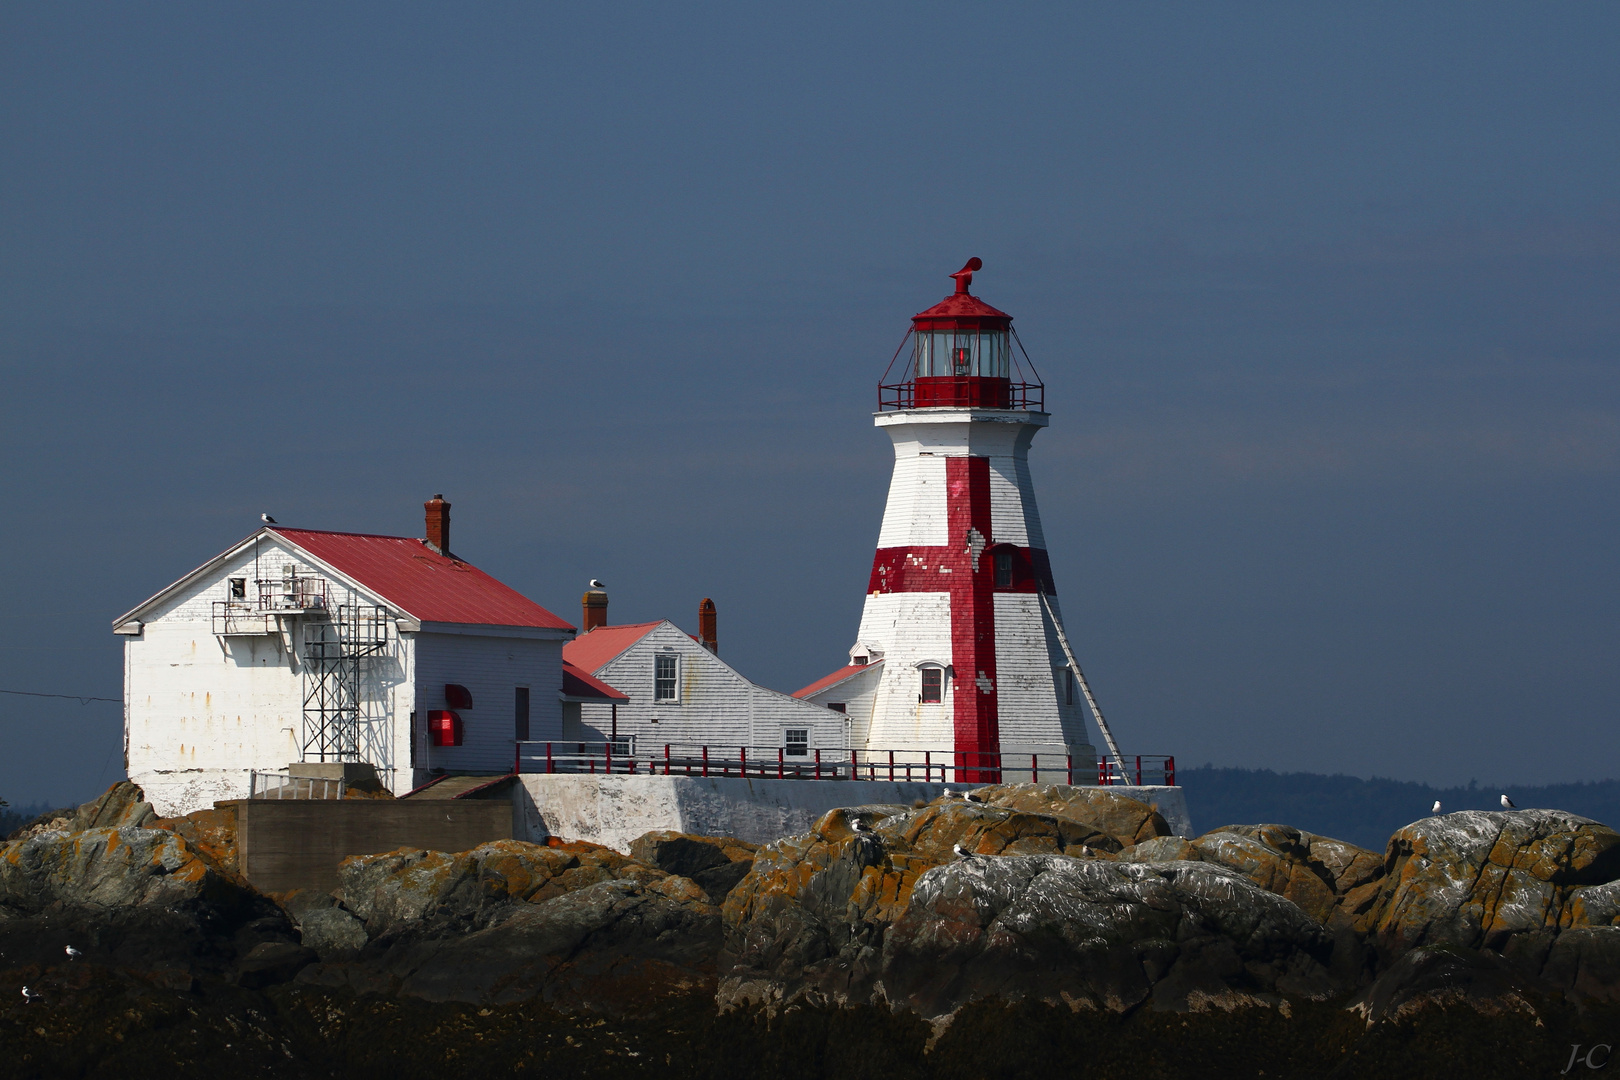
1180,767,1620,851
0,801,56,837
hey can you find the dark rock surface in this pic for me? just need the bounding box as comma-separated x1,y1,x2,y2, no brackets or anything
3,782,1620,1077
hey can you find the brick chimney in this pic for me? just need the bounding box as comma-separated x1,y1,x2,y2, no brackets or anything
424,494,451,555
698,598,717,655
582,584,608,632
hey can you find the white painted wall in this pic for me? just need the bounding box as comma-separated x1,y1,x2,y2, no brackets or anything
514,774,1193,851
120,531,567,814
413,629,564,779
574,622,845,760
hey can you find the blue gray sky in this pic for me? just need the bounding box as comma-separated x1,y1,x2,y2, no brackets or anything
3,4,1617,805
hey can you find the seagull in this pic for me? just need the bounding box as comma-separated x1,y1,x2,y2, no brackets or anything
1432,801,1442,814
1081,845,1092,857
850,818,869,834
21,986,40,1003
965,792,984,804
260,513,277,524
1501,794,1517,810
953,843,974,860
589,579,605,589
64,946,81,960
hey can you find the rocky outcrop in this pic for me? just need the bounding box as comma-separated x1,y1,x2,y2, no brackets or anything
0,825,223,914
628,831,757,904
1122,823,1385,927
974,783,1172,846
883,856,1335,1018
1362,809,1620,957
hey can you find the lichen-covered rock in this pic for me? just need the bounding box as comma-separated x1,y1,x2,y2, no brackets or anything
69,781,159,833
0,826,220,913
1350,943,1544,1024
1120,824,1384,927
881,856,1336,1019
150,803,240,883
629,831,758,903
1364,809,1620,958
719,791,1255,1012
338,838,665,934
974,783,1172,846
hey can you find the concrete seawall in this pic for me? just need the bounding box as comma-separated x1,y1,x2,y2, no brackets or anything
515,775,1192,851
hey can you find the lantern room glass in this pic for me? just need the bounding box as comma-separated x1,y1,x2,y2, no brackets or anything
913,328,1009,379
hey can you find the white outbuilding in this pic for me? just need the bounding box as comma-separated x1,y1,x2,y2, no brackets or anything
112,496,579,816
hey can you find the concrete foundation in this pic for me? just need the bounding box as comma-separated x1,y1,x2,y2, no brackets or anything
515,775,1192,852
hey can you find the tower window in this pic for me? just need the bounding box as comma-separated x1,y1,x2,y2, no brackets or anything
921,667,944,704
1060,667,1075,706
654,653,678,702
994,550,1013,588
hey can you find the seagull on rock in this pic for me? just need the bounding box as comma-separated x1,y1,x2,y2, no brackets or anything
1432,801,1442,814
64,946,81,960
1501,794,1517,810
21,986,40,1003
965,792,984,804
260,513,277,524
850,818,869,834
953,843,974,860
941,788,956,799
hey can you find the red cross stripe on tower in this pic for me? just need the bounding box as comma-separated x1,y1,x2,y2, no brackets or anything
867,457,1056,781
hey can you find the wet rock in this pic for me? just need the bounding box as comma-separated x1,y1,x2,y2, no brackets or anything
1540,926,1620,1003
1350,943,1543,1024
234,940,318,989
881,855,1336,1019
974,783,1172,846
1363,809,1620,958
338,875,721,1014
629,831,758,904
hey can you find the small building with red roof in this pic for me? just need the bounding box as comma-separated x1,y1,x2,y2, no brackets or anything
556,593,845,763
112,495,595,815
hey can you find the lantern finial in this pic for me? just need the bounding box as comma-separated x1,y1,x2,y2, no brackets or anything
950,257,982,295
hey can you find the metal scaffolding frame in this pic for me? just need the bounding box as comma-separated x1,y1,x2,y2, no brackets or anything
301,603,390,763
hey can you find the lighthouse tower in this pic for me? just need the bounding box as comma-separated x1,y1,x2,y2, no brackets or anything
799,259,1096,781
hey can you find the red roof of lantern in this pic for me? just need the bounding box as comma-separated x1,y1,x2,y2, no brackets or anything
911,257,1012,331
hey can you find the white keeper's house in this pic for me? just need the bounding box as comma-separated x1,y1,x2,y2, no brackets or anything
111,496,622,816
555,589,846,765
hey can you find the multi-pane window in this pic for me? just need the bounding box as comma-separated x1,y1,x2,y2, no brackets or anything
654,653,678,702
913,329,1010,379
994,550,1013,588
785,729,809,756
228,577,246,600
921,667,944,704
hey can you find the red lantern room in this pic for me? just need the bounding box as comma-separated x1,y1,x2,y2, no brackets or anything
878,258,1044,411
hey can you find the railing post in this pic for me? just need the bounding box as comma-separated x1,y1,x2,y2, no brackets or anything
1067,753,1073,786
889,750,895,783
851,748,857,780
778,747,784,780
1136,755,1142,786
1166,756,1175,786
1031,754,1038,784
547,742,554,774
740,746,747,778
702,746,709,778
925,750,931,784
815,748,822,780
606,743,613,775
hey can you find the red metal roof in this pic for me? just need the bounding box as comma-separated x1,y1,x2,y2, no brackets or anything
271,527,573,630
912,291,1012,331
562,622,661,674
792,662,877,699
563,660,629,702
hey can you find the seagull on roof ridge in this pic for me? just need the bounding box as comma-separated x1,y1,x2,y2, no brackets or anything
1501,794,1517,810
261,513,277,524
